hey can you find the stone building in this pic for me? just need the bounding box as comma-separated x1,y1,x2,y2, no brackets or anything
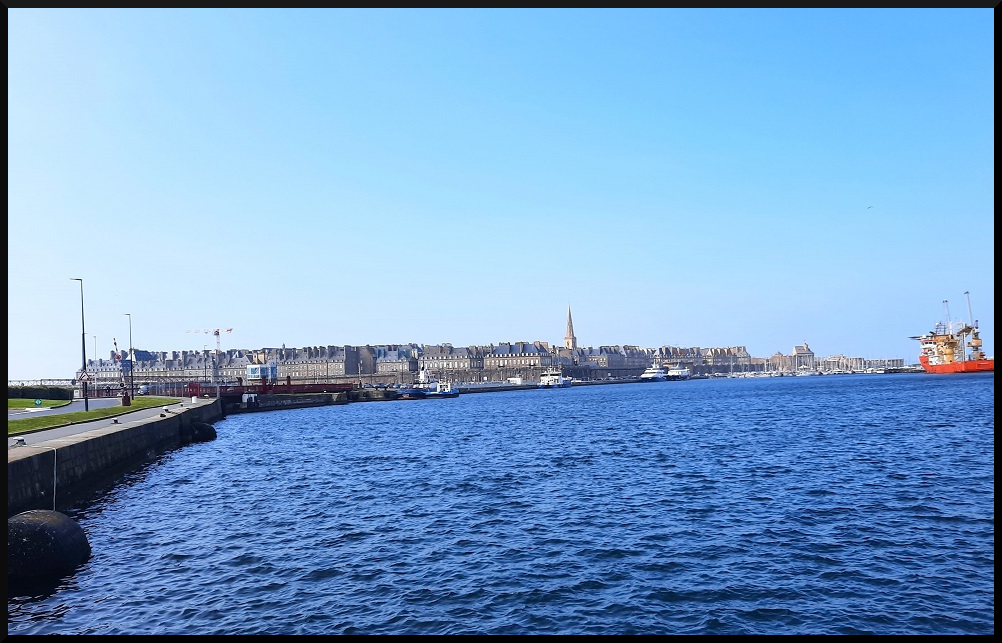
486,342,554,370
263,346,353,383
792,343,816,371
371,345,419,377
578,345,649,369
702,346,753,373
658,346,703,368
766,343,817,373
418,344,486,381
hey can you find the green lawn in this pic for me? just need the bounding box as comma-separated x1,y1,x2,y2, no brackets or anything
8,399,73,409
8,396,183,435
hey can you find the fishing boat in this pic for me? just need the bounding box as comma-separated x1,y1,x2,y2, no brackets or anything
639,362,667,382
910,292,993,374
539,368,572,388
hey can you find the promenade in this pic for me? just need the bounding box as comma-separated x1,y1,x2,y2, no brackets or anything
7,397,212,448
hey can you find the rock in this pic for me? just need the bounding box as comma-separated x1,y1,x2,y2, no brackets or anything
8,510,91,579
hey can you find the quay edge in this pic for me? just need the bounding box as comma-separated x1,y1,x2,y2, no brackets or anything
7,398,223,518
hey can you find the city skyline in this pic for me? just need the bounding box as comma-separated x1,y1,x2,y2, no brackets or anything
8,9,994,380
79,328,903,376
92,307,895,366
4,290,977,379
67,338,903,394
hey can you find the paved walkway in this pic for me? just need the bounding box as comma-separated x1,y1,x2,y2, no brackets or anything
7,397,215,449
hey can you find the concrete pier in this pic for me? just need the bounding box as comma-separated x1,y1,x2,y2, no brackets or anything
7,398,223,517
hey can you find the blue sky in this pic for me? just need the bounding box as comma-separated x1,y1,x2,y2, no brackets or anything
8,9,994,379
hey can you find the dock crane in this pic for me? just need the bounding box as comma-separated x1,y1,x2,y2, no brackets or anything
186,328,232,393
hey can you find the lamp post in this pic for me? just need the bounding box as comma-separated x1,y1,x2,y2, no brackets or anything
70,278,89,411
204,344,208,384
124,313,134,398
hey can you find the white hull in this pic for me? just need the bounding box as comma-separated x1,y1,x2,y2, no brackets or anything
539,370,571,388
639,365,668,382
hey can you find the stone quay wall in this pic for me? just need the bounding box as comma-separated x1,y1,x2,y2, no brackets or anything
7,399,223,517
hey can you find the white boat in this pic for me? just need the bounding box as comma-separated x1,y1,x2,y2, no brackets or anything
639,363,667,382
415,367,460,398
425,381,460,398
665,364,691,381
539,368,572,388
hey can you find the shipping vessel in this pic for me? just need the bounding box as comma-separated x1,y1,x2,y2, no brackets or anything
910,292,993,374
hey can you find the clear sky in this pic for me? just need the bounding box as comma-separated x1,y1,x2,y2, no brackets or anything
8,9,995,380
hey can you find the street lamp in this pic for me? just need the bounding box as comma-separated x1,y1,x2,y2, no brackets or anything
70,278,89,411
204,344,208,383
124,313,134,398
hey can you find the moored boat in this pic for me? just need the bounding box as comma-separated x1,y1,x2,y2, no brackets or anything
395,386,427,400
539,368,572,388
665,364,691,381
412,367,461,398
639,362,667,382
910,292,993,374
425,380,460,398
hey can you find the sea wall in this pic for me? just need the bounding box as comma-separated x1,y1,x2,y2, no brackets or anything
7,399,222,517
225,392,349,414
347,389,398,402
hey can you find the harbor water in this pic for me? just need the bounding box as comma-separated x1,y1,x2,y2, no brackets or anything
8,373,994,634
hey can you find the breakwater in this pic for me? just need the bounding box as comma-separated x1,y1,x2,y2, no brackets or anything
7,399,222,517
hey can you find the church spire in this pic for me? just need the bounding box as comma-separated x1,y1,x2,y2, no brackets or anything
564,306,577,350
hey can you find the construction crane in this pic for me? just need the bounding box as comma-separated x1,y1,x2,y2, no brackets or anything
185,328,232,391
186,328,232,354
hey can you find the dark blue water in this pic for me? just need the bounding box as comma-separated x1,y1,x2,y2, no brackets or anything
8,374,994,634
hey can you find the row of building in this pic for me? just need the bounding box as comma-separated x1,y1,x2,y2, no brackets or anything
82,341,904,390
78,309,903,389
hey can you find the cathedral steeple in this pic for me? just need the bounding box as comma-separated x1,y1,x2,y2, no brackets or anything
564,306,577,350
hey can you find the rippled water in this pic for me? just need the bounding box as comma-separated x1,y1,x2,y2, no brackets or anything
8,374,994,634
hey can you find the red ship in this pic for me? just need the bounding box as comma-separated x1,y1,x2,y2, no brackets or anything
911,292,994,374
